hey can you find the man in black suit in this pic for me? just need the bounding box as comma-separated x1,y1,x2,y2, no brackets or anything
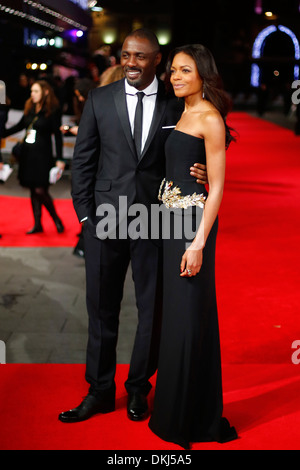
59,29,206,423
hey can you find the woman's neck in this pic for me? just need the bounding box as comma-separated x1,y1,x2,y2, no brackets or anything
184,93,204,112
35,103,42,114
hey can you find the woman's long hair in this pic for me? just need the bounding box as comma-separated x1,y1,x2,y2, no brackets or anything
24,80,60,117
99,64,125,87
165,44,236,148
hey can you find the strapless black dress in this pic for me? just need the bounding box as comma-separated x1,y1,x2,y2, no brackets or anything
148,130,237,449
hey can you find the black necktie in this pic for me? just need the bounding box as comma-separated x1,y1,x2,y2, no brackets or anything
134,92,145,158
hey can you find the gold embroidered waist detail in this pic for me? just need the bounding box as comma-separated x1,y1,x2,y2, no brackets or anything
158,178,206,209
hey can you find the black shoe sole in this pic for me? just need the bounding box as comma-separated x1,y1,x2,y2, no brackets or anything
26,229,43,234
127,410,149,422
58,403,115,423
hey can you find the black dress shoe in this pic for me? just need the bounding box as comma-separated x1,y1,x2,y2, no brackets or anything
54,219,64,233
58,394,115,423
26,224,43,234
127,392,149,421
73,246,85,258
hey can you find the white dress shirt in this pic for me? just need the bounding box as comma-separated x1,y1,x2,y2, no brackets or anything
125,76,158,153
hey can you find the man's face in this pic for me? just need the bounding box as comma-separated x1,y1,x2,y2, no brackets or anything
121,36,162,90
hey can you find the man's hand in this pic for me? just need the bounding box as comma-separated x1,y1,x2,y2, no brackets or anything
190,163,207,185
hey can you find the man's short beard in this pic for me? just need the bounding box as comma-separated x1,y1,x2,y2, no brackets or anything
126,76,143,88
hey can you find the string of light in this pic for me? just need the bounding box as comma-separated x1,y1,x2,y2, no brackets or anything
0,0,88,32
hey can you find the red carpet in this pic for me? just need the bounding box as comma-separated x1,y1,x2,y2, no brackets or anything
218,113,300,365
0,363,299,450
0,196,79,247
0,112,300,450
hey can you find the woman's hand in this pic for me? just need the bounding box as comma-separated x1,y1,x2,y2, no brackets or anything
180,246,203,277
60,125,78,136
56,160,65,171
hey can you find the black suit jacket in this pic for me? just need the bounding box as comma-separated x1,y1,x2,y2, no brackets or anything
71,78,183,231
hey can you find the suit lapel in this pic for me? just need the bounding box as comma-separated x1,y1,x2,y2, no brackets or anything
113,80,137,159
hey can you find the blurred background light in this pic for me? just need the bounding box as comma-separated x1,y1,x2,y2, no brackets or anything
156,30,171,46
251,24,300,86
102,30,117,44
254,0,262,14
252,25,277,58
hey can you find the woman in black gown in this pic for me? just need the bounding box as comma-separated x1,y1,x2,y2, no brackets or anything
5,80,65,234
148,44,237,449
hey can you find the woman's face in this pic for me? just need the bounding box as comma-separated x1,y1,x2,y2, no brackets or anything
31,83,43,104
170,52,203,98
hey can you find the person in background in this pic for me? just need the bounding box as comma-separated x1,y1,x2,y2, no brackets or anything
98,64,125,87
4,80,65,234
0,102,8,169
9,73,31,110
61,77,96,256
61,68,125,138
61,78,96,138
92,44,113,78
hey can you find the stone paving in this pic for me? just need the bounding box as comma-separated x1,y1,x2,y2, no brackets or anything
0,172,137,365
